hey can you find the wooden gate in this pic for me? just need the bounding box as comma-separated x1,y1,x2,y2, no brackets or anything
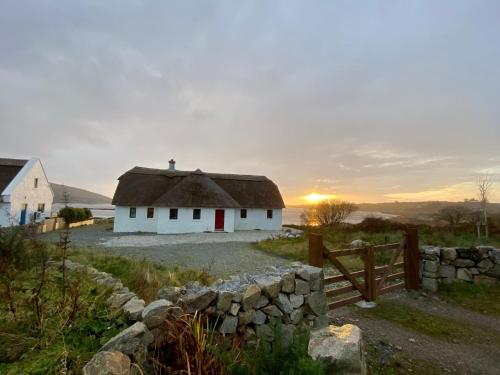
309,228,420,310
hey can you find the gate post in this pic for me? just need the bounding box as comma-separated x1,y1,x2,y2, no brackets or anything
404,227,420,290
308,233,324,268
364,246,376,301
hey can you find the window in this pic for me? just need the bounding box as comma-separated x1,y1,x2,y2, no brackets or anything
169,208,178,220
129,207,136,218
37,203,45,213
147,207,154,218
193,208,201,220
267,209,273,219
34,178,38,188
240,209,247,219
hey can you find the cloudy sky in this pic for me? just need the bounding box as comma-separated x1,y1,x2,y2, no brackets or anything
1,0,499,204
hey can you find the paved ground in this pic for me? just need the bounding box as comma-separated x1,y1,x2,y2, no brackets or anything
41,223,293,277
330,291,500,375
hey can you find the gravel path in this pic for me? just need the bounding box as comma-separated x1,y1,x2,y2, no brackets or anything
41,224,292,277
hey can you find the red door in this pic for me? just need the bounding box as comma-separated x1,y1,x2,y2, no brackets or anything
215,209,225,231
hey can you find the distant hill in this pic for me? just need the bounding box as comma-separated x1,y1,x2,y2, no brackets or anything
357,201,500,221
51,183,112,205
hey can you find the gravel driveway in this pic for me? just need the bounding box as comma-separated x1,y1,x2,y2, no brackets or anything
41,224,295,277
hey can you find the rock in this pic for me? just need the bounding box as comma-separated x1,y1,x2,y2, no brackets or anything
278,325,295,348
83,351,131,375
294,265,323,291
254,276,282,298
238,309,256,325
141,299,173,329
281,273,295,293
454,259,475,267
421,277,438,292
474,274,497,286
256,324,274,342
469,268,479,275
242,285,261,311
261,304,284,317
178,290,217,313
422,246,441,258
295,279,310,295
439,265,455,284
107,292,136,310
253,310,267,325
123,297,145,321
229,303,241,316
422,271,439,279
216,291,233,312
99,322,154,357
255,295,269,309
305,291,327,316
457,268,473,282
308,324,366,375
424,260,439,273
275,293,293,314
219,316,238,334
156,286,184,303
232,293,242,303
97,277,120,288
289,294,304,309
313,314,330,329
477,258,494,272
456,248,482,262
441,247,457,261
486,264,500,278
290,308,303,324
244,327,257,341
477,246,493,257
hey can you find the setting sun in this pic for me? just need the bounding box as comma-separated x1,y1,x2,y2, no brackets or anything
302,192,336,204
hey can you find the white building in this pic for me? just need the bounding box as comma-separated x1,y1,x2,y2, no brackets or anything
112,160,285,234
0,158,54,227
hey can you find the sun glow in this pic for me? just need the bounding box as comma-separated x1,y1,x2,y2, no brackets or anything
302,192,336,204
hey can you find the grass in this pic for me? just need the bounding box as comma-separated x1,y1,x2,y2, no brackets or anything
0,268,128,374
64,247,214,302
357,300,500,345
438,282,500,317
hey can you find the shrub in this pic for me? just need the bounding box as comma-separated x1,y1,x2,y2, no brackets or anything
58,207,92,223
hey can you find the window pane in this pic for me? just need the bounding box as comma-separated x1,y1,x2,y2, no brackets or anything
267,209,273,219
193,209,201,220
129,207,136,218
147,207,154,218
34,178,38,188
170,208,178,220
240,209,247,219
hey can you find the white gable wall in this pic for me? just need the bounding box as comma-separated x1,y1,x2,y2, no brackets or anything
234,208,283,231
1,159,53,227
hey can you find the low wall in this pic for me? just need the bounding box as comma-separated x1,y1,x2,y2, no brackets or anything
420,246,500,291
69,218,94,228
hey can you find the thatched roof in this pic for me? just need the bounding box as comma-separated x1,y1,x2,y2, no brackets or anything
112,166,285,209
0,158,27,194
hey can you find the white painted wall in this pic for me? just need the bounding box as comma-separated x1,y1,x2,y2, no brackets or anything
114,206,237,233
0,159,53,227
234,208,283,231
0,203,13,227
113,206,158,233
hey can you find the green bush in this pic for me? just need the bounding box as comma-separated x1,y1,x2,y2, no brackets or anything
58,207,92,223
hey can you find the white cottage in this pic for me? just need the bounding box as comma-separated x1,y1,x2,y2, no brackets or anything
112,160,285,234
0,158,54,227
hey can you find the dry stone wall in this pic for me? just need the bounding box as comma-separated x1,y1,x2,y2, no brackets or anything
420,246,500,292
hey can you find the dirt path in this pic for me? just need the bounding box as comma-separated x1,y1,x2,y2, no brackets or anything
329,291,500,375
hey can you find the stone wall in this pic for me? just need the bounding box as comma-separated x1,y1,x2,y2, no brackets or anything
420,246,500,292
78,262,330,374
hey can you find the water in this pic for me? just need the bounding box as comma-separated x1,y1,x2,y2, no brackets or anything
51,204,397,224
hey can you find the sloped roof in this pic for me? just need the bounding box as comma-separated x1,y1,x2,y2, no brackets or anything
112,166,285,209
0,158,28,194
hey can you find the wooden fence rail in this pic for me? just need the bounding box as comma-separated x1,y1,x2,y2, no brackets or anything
309,228,420,310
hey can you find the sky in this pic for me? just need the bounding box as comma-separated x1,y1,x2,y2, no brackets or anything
1,0,499,205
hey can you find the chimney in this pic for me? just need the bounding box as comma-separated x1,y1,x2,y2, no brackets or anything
168,159,176,171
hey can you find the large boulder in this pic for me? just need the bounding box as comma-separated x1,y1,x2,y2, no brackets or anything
141,299,173,329
99,322,154,357
308,324,366,375
83,351,131,375
178,290,217,313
